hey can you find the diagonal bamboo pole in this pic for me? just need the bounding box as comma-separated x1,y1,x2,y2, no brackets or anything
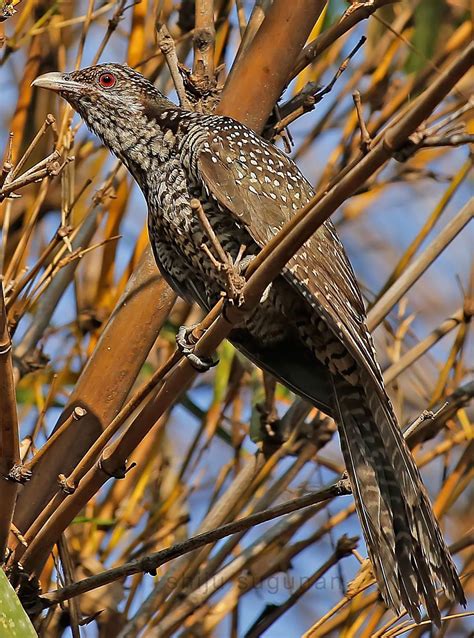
0,280,20,561
220,0,327,130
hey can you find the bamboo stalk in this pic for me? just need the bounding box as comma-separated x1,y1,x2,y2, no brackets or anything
0,280,20,561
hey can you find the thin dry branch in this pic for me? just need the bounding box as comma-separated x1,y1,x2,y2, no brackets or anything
383,308,466,385
406,381,474,447
273,36,366,134
39,479,350,608
353,90,372,153
12,208,101,375
290,0,396,80
156,22,191,109
377,158,473,297
245,535,359,638
368,199,473,330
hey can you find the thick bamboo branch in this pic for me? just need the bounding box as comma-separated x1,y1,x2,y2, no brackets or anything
0,280,20,561
13,247,176,533
219,0,327,129
192,0,215,82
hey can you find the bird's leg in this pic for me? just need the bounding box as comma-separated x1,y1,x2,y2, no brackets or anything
231,252,272,303
176,323,219,372
191,198,248,306
256,373,282,442
200,243,247,305
221,244,248,306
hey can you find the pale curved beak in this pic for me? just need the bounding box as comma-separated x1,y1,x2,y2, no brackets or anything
32,72,82,93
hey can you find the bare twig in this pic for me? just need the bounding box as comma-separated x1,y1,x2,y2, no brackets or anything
406,381,474,447
368,200,473,330
192,198,247,304
273,37,366,134
377,158,472,297
0,151,64,202
353,90,372,153
220,0,328,130
290,0,396,80
383,308,465,384
156,22,192,109
245,535,358,638
6,115,56,183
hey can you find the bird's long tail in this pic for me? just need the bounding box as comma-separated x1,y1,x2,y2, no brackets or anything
331,373,465,625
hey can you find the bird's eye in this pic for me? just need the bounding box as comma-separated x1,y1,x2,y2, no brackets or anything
98,72,116,89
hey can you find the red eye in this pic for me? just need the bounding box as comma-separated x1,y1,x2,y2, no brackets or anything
98,72,116,89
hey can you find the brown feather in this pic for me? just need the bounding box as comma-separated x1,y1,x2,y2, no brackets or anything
197,122,466,623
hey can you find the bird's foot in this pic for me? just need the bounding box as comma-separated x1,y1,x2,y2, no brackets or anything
256,402,282,440
201,243,249,307
223,254,247,307
176,323,219,372
227,252,273,305
192,198,248,306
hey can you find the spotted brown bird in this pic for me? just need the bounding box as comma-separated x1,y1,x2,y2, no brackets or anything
33,64,465,624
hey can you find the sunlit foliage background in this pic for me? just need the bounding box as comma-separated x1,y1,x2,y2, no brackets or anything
0,0,472,636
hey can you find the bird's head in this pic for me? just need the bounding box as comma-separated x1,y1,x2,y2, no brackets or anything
32,63,175,153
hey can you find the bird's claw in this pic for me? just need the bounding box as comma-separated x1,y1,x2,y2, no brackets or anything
226,251,253,307
176,324,219,372
201,242,251,308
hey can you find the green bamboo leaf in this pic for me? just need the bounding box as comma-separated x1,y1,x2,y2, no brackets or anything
406,0,443,73
212,341,235,403
249,371,266,444
72,516,116,526
0,569,37,638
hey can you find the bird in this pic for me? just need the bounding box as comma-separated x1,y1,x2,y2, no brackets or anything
33,63,465,624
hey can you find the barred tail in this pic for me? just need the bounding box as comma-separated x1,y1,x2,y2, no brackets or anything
331,374,465,625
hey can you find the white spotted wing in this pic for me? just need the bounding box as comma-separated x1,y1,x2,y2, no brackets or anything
198,117,385,391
